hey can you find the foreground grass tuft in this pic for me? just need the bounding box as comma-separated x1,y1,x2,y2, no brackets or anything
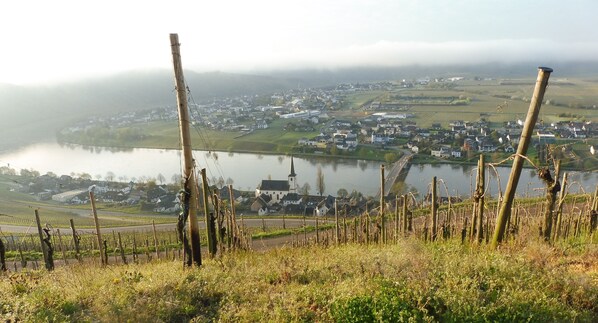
1,239,597,322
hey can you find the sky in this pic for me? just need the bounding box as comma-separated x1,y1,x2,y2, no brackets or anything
1,0,597,85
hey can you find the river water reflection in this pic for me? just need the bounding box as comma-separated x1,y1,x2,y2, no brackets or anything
0,142,595,199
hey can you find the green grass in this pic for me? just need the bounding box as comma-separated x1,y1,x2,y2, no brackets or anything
1,239,596,322
0,180,176,228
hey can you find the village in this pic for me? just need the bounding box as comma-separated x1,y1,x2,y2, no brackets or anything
0,158,381,218
60,79,597,163
39,79,597,217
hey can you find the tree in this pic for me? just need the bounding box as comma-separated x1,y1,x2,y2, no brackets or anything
316,166,325,196
105,171,115,182
384,152,398,164
171,174,182,185
337,188,348,198
217,176,225,189
301,182,311,196
0,166,16,176
157,173,166,184
330,145,339,156
20,168,39,178
147,180,157,190
78,173,92,180
226,177,234,186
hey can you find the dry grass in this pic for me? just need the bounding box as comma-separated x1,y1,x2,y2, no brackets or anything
1,236,596,322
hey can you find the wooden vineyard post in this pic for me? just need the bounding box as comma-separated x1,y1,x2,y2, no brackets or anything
492,67,553,249
394,196,399,241
461,217,468,244
56,229,68,265
538,160,561,241
34,210,54,271
69,219,81,262
118,232,127,265
365,212,370,245
475,154,485,244
132,234,138,263
402,195,408,234
380,165,386,244
0,238,6,272
200,168,217,257
90,191,106,266
335,198,340,245
553,172,568,241
343,217,347,244
431,176,438,241
590,186,598,233
171,33,202,267
315,211,320,245
228,184,238,249
213,193,224,254
152,220,159,259
303,215,307,245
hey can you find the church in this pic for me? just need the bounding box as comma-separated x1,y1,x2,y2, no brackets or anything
255,157,297,204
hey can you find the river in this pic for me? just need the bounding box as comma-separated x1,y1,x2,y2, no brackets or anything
0,142,595,198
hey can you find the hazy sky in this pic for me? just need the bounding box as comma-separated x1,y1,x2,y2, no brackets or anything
2,0,597,85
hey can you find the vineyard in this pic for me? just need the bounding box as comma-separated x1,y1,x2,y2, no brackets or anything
0,188,596,321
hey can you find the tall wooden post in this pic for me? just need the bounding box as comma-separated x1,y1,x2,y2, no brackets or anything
201,168,217,256
492,67,553,249
0,238,6,272
402,194,408,233
228,184,239,248
334,198,340,245
380,165,387,244
213,193,223,253
315,211,319,245
69,219,81,262
394,196,399,240
117,232,127,265
541,160,561,241
34,210,53,270
553,172,568,241
56,229,67,265
476,154,485,244
90,191,106,266
152,220,159,259
170,33,202,266
431,176,438,241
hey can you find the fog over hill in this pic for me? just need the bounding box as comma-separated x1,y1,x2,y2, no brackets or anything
0,70,301,151
1,62,598,151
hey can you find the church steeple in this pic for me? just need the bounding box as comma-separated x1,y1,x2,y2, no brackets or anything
289,156,297,177
288,156,297,193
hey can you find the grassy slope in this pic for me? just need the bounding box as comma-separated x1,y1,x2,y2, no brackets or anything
1,240,596,322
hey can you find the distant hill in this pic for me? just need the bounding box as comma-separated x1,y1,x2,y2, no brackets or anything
0,70,302,151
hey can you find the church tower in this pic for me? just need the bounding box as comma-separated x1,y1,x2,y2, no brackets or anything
288,156,297,193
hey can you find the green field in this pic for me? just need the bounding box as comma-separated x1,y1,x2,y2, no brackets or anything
365,79,598,129
0,179,176,228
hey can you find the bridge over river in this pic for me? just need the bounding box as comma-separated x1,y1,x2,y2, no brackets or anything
376,151,413,198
